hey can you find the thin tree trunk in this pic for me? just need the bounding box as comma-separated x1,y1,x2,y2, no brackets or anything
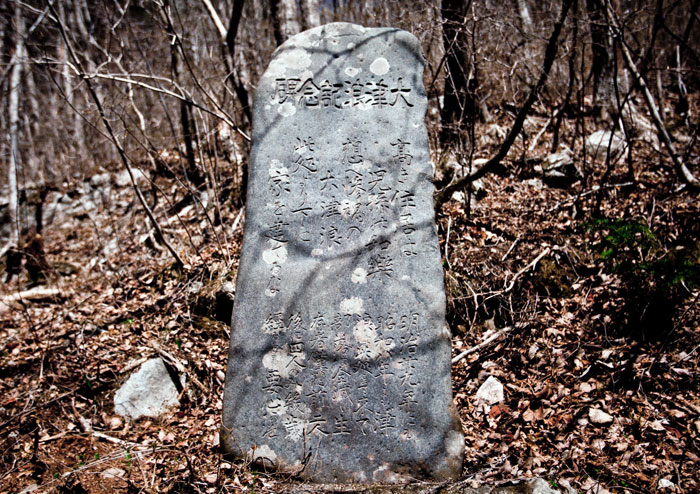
201,0,252,125
200,0,251,205
515,0,533,35
8,3,24,250
161,2,204,187
440,0,475,145
552,2,578,152
586,0,616,119
271,0,301,46
300,0,321,30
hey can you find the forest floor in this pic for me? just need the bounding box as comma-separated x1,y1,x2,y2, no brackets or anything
1,105,698,494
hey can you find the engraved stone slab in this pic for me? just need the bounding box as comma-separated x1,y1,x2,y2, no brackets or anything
222,22,463,484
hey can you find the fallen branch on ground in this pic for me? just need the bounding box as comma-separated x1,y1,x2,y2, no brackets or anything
0,287,65,312
503,247,551,293
452,327,513,364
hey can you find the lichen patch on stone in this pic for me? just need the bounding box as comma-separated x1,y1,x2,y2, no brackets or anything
262,345,304,379
248,444,277,463
340,296,364,314
351,267,367,284
369,57,390,75
262,239,288,265
277,48,312,70
353,320,390,360
278,101,296,117
338,199,357,218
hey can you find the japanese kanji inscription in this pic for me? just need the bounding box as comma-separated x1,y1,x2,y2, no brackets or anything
222,23,464,484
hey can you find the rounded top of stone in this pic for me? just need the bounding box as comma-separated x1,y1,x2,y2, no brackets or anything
274,22,421,57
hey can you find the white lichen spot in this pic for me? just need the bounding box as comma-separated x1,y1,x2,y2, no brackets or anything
347,42,356,49
344,66,361,77
264,62,286,85
401,275,410,281
399,430,414,442
351,267,367,284
351,159,371,172
249,444,277,463
311,248,323,257
338,199,357,218
266,399,287,416
370,57,390,75
278,101,296,117
264,104,271,111
262,345,305,379
352,25,367,34
354,100,373,112
446,430,465,458
264,289,276,298
353,320,387,361
262,239,288,265
277,48,312,70
340,296,364,315
245,376,252,383
291,402,311,419
269,159,289,182
373,464,403,483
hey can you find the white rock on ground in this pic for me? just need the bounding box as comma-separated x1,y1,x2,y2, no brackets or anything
658,478,675,489
101,467,126,479
588,407,614,425
115,168,149,188
114,358,181,419
585,130,625,160
529,478,563,494
476,376,504,405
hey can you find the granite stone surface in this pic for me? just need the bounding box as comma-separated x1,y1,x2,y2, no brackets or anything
222,22,463,483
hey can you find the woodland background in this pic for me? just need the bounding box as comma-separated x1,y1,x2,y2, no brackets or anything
0,0,699,493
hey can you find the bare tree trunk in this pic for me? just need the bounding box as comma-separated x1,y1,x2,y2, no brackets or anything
7,2,24,250
201,0,251,205
440,0,476,145
201,0,252,125
271,0,301,45
515,0,533,35
161,2,205,187
586,0,616,120
300,0,321,30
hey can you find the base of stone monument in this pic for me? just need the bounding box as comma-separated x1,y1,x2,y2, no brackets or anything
274,478,562,494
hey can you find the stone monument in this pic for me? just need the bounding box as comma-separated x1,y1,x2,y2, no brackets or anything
222,23,463,483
